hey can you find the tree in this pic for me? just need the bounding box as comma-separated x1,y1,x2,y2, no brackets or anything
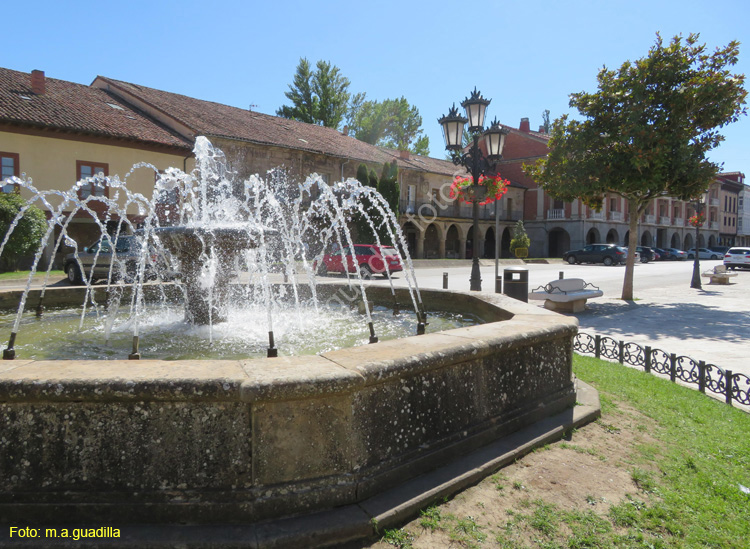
377,161,399,215
524,34,746,300
0,193,47,271
276,58,317,124
276,58,351,128
355,163,370,186
541,109,551,133
509,221,531,256
348,97,430,155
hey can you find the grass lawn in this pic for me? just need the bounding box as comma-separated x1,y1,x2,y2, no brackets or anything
370,354,750,548
0,270,65,281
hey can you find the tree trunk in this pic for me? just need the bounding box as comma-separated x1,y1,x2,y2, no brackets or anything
621,198,642,301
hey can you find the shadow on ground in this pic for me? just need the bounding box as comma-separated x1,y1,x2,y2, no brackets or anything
576,300,750,343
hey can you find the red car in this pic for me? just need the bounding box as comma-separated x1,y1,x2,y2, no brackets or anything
318,244,403,278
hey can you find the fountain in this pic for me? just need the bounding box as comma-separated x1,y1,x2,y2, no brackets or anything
0,138,598,547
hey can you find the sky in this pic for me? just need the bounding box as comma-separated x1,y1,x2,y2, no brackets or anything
4,0,749,172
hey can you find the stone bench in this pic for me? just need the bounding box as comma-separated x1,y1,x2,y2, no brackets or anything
702,265,737,285
529,278,603,313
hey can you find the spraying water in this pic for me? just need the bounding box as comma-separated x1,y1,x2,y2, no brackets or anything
0,137,431,359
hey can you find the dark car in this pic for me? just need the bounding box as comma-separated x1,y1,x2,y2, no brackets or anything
562,244,627,266
653,247,672,261
64,234,159,284
636,246,655,263
318,244,403,279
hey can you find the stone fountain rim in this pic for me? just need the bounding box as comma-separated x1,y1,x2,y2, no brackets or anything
0,282,577,404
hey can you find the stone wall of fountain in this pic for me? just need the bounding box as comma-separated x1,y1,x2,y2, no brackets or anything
0,285,582,531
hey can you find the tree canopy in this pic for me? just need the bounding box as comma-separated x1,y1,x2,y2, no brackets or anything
276,58,351,128
347,97,430,155
524,33,746,299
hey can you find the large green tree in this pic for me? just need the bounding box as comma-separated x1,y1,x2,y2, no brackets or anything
276,58,351,128
348,97,430,155
524,34,746,300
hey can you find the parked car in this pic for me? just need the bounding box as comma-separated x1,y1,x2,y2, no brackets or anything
653,247,672,261
562,244,627,266
710,246,730,256
64,234,160,284
666,248,687,260
636,246,655,263
317,244,403,279
723,247,750,270
686,248,722,260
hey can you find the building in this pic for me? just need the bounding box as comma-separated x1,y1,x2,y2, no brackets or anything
715,172,744,247
0,68,193,266
2,67,742,265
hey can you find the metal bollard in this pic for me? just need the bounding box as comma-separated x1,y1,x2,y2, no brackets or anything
443,272,448,289
495,276,502,294
559,271,564,279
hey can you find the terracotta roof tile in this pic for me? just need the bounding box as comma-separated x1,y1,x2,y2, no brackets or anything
96,76,467,175
0,68,191,150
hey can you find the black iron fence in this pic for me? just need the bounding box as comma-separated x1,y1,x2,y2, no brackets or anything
574,332,750,408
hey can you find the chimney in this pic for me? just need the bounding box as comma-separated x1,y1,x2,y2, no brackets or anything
399,149,410,160
31,70,46,95
342,125,349,136
539,125,546,133
519,117,530,132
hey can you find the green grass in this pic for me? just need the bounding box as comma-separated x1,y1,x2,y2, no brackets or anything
573,354,750,547
0,270,64,281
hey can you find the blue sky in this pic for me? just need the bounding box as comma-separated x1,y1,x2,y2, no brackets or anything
5,0,749,172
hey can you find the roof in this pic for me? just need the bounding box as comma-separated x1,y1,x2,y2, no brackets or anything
0,68,191,151
95,76,413,167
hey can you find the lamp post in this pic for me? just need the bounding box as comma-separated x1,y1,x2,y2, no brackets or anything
689,197,707,289
439,88,509,291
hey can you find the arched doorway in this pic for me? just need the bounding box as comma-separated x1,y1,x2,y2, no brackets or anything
484,227,495,259
548,228,570,257
684,233,694,250
623,230,630,246
501,227,512,258
586,228,600,245
445,225,460,259
670,233,681,249
640,230,653,246
697,233,706,248
606,229,619,244
708,234,716,248
402,222,419,258
424,224,440,258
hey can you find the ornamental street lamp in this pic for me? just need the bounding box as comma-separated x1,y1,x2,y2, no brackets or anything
439,88,509,291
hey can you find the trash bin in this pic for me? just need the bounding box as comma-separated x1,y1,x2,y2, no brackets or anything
503,267,529,302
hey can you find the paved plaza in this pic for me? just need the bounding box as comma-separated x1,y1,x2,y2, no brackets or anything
371,259,750,379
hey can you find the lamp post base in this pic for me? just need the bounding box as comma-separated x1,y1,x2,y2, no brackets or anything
470,257,482,291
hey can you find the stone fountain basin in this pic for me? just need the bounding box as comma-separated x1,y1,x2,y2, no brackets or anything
0,283,589,544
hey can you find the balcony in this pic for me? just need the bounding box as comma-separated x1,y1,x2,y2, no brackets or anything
710,222,719,230
608,211,623,222
547,209,565,220
659,216,671,225
399,200,519,222
644,214,656,224
710,198,720,207
673,217,684,227
589,211,604,220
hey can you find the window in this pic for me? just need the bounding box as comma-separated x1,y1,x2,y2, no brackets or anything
77,161,108,199
1,152,20,193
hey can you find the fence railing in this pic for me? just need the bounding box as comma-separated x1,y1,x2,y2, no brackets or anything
574,332,750,408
